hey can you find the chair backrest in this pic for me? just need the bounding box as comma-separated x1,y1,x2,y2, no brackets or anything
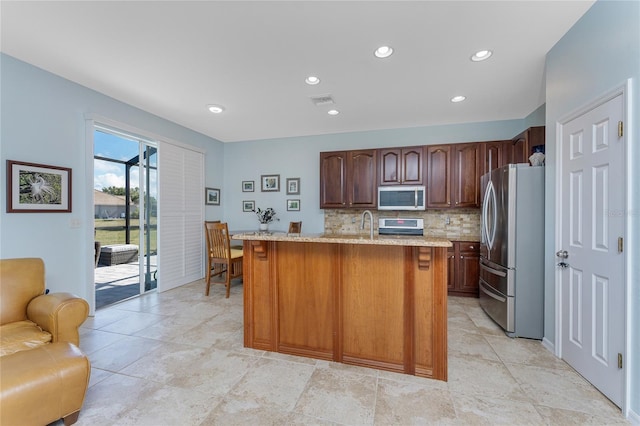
204,221,232,261
288,221,302,233
0,258,45,325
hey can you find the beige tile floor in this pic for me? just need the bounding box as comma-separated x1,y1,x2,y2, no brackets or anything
68,279,628,426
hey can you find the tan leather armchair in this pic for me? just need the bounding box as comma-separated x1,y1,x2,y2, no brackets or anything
0,258,91,426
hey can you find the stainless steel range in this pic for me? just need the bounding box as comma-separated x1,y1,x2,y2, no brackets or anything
378,218,424,236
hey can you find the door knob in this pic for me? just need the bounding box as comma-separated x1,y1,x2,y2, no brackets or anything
556,250,569,259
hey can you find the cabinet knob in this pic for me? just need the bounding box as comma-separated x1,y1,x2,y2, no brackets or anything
460,255,464,259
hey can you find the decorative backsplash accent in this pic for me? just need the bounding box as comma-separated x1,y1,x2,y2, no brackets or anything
324,209,481,241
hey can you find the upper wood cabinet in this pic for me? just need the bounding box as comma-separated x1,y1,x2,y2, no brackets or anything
511,126,545,164
425,145,451,208
483,140,511,175
320,149,377,209
320,151,347,208
348,150,377,208
452,143,482,208
426,143,481,209
378,147,423,186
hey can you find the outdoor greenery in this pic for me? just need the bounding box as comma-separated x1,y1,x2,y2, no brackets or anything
94,218,157,251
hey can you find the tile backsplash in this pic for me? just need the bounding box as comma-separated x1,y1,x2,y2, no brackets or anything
324,209,481,241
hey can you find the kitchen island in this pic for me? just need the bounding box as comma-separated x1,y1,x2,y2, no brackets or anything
233,232,452,381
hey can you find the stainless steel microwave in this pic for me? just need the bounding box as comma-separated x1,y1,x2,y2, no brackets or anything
377,186,426,210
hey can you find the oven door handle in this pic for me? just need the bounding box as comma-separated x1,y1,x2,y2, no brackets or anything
480,262,507,278
479,280,507,302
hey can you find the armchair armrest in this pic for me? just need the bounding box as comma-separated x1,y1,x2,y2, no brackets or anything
26,293,89,346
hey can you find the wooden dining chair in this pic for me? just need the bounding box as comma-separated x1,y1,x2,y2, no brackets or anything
288,221,302,233
204,221,243,298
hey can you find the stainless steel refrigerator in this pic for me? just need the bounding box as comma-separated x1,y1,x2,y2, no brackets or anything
479,164,544,339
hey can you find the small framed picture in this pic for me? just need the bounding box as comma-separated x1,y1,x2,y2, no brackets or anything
242,180,254,192
261,174,280,192
286,177,300,195
287,199,300,211
243,200,255,212
205,187,220,205
7,160,72,213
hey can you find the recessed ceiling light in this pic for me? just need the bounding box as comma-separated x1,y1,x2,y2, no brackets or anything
374,45,394,59
471,50,492,62
207,104,225,114
451,95,466,103
305,76,320,85
327,109,340,116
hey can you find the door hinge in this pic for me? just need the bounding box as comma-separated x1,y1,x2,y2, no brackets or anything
618,121,624,137
618,237,624,253
618,353,623,369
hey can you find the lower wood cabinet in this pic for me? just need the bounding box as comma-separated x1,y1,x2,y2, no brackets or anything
447,241,480,297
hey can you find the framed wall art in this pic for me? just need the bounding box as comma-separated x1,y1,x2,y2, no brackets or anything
260,174,280,192
286,199,300,211
243,200,255,212
7,160,72,213
286,177,300,195
242,180,254,192
205,187,220,205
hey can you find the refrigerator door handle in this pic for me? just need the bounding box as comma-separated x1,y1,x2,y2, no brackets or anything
479,280,507,302
482,180,497,251
480,262,507,278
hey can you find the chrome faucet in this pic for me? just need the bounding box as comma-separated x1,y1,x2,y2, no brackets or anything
361,210,374,239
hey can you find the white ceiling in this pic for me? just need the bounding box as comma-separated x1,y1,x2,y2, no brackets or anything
1,1,595,143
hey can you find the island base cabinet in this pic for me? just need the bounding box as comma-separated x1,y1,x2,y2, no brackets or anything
243,240,448,381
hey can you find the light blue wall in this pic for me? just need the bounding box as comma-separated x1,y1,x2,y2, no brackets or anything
545,0,639,417
222,120,532,232
0,54,225,301
524,104,545,129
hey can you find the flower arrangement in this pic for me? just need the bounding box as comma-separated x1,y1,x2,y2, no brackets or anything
254,207,279,224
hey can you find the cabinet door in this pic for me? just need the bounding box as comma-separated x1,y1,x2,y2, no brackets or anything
511,135,528,164
452,143,482,208
379,149,402,185
401,147,423,185
347,150,377,208
458,242,480,295
484,140,510,174
511,126,545,165
426,145,451,208
379,147,423,186
320,151,347,208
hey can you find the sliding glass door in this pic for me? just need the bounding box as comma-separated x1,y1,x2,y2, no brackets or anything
94,128,157,308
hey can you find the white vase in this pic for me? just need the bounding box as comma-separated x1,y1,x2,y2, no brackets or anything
259,223,268,232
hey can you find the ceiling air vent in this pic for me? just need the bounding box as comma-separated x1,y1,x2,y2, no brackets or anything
310,95,335,106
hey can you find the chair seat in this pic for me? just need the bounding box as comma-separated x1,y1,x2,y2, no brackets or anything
0,320,52,357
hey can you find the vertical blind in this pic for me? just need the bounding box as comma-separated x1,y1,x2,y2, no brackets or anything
157,141,204,292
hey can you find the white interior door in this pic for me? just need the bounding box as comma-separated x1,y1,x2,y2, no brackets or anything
557,93,625,406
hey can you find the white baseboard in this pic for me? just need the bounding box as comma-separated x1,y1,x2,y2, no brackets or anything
541,337,556,355
626,408,640,425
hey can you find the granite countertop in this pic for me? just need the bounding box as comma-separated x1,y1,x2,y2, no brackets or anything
231,232,452,247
